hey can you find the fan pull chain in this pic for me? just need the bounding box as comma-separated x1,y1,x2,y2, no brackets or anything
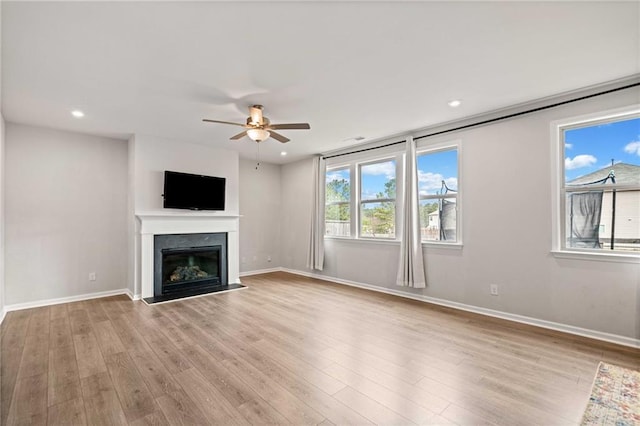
255,143,261,170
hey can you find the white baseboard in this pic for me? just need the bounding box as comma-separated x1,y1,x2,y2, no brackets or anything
0,307,6,325
239,267,282,277
3,288,131,313
281,267,640,349
125,289,141,301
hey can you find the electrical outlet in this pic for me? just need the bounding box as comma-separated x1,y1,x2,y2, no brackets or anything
267,255,272,262
490,284,499,296
89,272,97,281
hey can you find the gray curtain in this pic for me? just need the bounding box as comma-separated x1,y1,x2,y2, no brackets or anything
570,191,603,248
396,137,426,288
307,155,326,270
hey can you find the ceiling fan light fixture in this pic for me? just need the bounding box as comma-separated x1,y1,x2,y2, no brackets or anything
247,128,270,142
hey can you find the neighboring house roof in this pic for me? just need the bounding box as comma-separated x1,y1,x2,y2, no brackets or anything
567,162,640,186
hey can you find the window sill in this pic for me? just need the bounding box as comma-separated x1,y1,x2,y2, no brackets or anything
324,237,464,250
551,250,640,264
324,236,400,246
422,242,463,250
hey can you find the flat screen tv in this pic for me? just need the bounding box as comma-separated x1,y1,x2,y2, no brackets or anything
163,171,226,211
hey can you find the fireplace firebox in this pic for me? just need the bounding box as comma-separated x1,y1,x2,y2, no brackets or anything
161,246,221,294
153,232,228,300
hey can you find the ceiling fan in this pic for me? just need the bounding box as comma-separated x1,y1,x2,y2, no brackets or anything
203,105,310,143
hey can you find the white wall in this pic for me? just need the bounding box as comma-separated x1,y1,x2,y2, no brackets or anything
5,124,128,305
239,159,281,273
132,135,239,214
281,87,640,342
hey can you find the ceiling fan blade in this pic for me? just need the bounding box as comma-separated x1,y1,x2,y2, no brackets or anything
267,123,311,130
249,105,264,125
202,119,248,127
230,131,247,140
269,131,290,143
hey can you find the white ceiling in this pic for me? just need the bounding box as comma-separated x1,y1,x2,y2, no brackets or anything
2,1,639,164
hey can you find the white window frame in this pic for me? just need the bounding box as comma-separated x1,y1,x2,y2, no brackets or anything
416,139,463,248
357,156,402,240
324,166,352,238
551,105,640,263
324,149,404,242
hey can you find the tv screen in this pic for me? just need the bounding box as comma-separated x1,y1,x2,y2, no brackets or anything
163,171,226,211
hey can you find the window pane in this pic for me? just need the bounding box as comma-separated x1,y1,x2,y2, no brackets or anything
360,201,395,238
564,117,640,184
420,198,456,241
326,169,350,202
360,160,396,238
565,190,640,252
326,203,350,237
325,168,351,237
563,117,640,252
361,160,396,201
418,149,458,242
417,149,458,196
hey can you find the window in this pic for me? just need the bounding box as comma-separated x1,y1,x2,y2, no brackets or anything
556,109,640,254
417,147,459,243
325,168,351,237
324,143,461,243
360,159,396,238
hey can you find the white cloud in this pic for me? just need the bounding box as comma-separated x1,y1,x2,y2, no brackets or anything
361,162,395,179
565,154,597,170
624,140,640,156
418,171,457,194
445,177,458,189
326,171,349,183
565,143,573,150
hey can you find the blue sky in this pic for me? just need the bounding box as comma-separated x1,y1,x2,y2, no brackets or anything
361,160,396,199
564,117,640,182
327,150,459,200
417,150,458,196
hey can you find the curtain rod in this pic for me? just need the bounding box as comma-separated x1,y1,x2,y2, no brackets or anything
322,81,640,160
414,81,640,141
322,139,405,160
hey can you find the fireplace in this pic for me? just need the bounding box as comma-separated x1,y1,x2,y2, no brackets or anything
136,213,242,302
153,232,228,300
161,246,221,294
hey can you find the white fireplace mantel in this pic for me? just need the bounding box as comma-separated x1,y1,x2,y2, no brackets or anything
136,211,240,299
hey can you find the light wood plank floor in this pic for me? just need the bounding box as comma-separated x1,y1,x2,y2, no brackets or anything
2,272,639,425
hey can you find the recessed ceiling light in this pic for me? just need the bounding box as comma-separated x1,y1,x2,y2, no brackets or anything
280,151,287,156
71,110,85,118
448,100,462,108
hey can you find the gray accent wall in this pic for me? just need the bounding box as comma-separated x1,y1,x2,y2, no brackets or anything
5,124,128,305
280,88,640,341
128,134,239,297
0,116,4,317
132,134,239,214
239,158,282,273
